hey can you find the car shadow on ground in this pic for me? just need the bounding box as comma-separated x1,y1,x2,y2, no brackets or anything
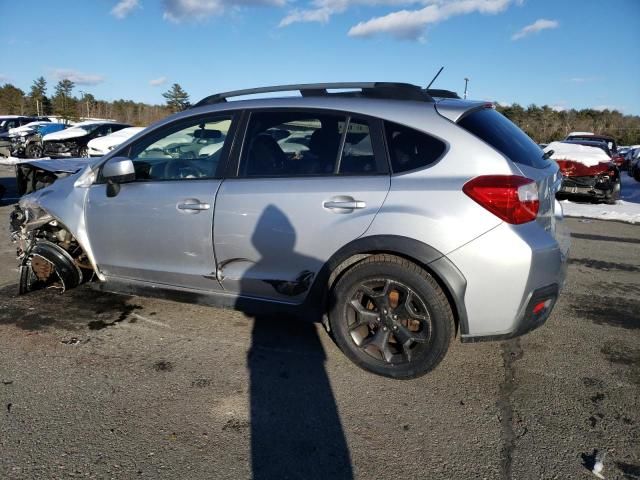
239,205,353,479
247,314,353,479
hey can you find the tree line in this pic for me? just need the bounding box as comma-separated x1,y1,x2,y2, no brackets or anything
1,77,639,145
0,78,190,126
496,104,640,146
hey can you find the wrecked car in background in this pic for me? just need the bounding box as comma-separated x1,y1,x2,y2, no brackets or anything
4,122,67,158
564,131,624,168
0,119,54,157
546,141,620,204
43,121,130,158
87,127,146,157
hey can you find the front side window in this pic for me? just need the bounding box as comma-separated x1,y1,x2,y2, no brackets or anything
385,121,446,174
127,115,233,181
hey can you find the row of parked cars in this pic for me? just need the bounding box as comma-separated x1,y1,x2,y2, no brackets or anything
620,144,640,181
0,115,143,159
542,131,639,204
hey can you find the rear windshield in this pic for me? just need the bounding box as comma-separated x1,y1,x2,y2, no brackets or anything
458,108,549,169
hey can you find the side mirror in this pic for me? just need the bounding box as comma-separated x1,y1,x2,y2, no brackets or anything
103,156,135,198
103,156,135,183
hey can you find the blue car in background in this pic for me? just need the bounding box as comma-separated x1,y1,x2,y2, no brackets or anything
12,122,67,158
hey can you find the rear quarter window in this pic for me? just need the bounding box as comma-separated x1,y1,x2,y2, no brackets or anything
458,108,549,169
384,121,446,174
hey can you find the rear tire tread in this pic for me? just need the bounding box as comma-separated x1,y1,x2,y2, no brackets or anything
329,254,454,379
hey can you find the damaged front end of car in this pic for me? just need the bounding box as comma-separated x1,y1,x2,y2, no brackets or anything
9,166,99,295
556,160,620,202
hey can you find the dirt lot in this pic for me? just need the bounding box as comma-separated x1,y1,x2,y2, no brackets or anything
0,165,638,479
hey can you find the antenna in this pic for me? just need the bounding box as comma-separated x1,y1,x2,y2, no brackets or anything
426,66,444,90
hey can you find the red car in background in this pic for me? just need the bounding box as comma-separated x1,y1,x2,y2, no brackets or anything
564,132,624,168
546,140,620,204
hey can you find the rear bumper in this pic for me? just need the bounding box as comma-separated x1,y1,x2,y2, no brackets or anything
448,215,569,341
460,284,559,343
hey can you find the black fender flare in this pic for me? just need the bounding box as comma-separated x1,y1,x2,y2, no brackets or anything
305,235,469,335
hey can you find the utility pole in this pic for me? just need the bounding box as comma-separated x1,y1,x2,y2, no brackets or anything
463,78,469,99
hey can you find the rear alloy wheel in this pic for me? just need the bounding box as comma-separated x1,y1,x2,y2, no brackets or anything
329,254,454,379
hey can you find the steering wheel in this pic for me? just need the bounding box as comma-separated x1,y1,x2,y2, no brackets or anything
163,159,205,179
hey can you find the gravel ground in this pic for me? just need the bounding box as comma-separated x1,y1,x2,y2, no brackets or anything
0,165,638,479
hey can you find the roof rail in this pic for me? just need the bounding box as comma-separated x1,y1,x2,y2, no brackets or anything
192,82,434,108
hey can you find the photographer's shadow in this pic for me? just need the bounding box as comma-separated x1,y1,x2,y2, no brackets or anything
238,205,353,480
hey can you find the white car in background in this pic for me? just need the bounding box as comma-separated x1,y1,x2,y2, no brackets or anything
87,126,146,157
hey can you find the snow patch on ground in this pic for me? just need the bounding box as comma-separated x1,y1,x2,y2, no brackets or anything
561,173,640,224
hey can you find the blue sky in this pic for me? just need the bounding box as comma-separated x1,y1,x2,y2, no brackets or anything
1,0,639,114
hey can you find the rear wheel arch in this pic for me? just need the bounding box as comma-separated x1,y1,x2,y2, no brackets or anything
307,235,468,335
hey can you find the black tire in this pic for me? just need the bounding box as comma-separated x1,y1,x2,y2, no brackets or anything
605,179,621,205
25,143,43,159
77,146,89,158
634,168,640,183
329,254,454,379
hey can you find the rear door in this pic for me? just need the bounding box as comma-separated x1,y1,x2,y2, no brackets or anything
213,109,390,303
85,112,237,290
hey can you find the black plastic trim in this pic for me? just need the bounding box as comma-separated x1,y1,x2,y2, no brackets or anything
304,235,468,333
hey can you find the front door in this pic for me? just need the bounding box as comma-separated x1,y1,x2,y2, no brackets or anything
214,109,390,303
85,113,236,290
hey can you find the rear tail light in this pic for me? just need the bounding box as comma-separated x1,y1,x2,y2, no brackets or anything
463,175,539,224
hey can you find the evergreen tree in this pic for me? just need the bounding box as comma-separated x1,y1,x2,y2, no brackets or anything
162,83,190,112
29,76,50,116
53,79,76,121
0,84,26,114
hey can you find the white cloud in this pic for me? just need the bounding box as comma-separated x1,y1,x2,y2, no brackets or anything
347,0,516,40
53,69,105,86
0,73,9,83
511,18,558,40
279,0,421,27
163,0,286,22
150,76,168,86
550,104,566,112
111,0,141,19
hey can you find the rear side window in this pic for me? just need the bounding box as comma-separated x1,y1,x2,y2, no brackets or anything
458,108,548,169
385,121,446,174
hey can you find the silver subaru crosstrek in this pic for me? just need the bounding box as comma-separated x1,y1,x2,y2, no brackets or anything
10,83,570,378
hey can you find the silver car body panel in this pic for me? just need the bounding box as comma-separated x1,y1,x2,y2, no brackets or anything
85,180,223,290
214,175,389,302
